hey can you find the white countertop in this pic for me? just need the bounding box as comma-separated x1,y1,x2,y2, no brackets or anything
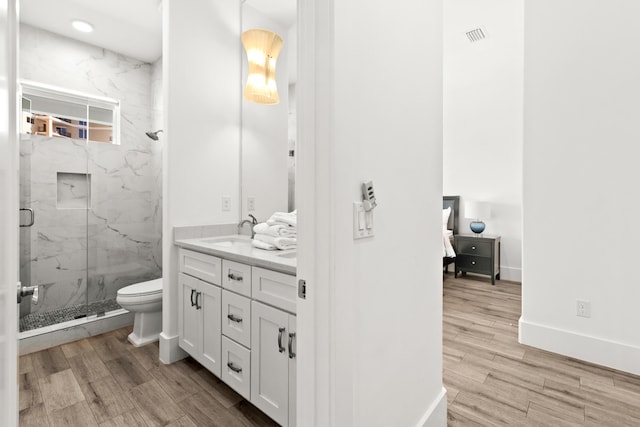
174,234,296,275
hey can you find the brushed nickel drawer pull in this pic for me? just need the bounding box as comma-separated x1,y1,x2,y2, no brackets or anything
227,362,242,373
227,314,243,323
228,273,243,282
278,327,286,353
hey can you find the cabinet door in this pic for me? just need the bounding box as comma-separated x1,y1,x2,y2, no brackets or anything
288,316,297,427
251,301,290,426
178,273,201,356
200,282,222,376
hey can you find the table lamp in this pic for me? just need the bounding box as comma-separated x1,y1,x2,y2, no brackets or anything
465,201,491,235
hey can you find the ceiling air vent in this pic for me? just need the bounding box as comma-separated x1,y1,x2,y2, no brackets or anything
466,27,487,43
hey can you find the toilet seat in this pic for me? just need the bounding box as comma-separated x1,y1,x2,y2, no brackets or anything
117,278,162,311
117,292,161,306
117,278,162,297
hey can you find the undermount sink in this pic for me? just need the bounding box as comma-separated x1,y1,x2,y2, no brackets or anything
276,251,297,259
198,236,251,246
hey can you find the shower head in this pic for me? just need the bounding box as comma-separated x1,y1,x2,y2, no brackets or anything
146,129,163,141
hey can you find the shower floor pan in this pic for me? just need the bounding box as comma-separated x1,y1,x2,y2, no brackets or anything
19,298,122,332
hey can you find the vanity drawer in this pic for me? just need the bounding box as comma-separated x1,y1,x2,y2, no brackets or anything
222,260,252,297
221,336,251,400
456,239,492,257
252,267,297,314
179,249,222,285
222,290,251,348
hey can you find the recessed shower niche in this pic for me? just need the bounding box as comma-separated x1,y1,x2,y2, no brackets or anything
56,172,91,209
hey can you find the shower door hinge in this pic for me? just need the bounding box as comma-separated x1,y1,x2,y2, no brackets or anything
298,279,307,299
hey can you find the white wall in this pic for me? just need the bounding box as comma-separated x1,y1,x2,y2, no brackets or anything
161,0,241,362
521,0,640,375
443,0,523,282
298,0,446,425
241,5,289,221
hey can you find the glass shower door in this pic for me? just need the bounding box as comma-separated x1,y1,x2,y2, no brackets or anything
18,94,91,332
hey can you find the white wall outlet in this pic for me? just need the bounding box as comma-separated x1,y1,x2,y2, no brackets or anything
353,202,374,240
247,196,256,212
222,196,231,212
576,300,591,318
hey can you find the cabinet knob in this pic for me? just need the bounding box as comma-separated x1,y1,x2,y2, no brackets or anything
471,261,476,265
471,246,476,250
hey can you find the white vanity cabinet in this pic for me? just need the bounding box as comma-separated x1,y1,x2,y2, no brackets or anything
251,301,297,427
177,246,296,426
178,272,222,376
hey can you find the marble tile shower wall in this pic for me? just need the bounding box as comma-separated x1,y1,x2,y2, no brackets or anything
19,24,162,315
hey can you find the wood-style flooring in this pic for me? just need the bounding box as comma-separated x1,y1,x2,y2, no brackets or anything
19,327,278,427
19,276,640,426
444,274,640,426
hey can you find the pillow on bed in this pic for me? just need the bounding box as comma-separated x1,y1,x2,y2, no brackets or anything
443,207,451,231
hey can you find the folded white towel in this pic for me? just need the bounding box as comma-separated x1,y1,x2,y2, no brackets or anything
254,233,297,250
254,222,297,237
266,211,297,228
252,239,277,251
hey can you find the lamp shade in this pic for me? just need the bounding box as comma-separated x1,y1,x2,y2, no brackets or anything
465,201,491,220
241,29,283,105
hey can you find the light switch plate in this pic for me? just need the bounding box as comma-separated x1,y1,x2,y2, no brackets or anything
247,196,256,212
353,202,374,240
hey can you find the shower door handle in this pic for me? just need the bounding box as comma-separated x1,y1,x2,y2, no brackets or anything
17,282,38,304
20,208,35,227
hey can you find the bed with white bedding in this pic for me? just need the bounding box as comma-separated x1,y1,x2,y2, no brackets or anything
443,196,459,271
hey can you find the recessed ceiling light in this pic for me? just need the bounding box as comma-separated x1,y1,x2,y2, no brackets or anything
72,20,94,33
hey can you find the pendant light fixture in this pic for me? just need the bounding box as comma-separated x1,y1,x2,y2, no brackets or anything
241,29,283,105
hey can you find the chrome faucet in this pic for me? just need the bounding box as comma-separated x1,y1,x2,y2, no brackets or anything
238,214,258,238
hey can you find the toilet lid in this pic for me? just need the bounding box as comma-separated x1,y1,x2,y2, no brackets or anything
117,278,163,297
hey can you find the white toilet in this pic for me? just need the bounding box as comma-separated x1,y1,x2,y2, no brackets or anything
116,278,163,347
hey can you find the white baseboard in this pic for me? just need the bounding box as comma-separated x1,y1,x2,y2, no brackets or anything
417,387,447,427
519,317,640,376
499,265,521,283
159,331,188,364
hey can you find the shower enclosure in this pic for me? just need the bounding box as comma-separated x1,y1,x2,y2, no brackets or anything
18,81,162,335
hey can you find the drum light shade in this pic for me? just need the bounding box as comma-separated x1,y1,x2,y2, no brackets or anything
241,29,283,105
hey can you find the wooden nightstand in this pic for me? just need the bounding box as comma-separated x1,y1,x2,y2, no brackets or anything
454,234,501,285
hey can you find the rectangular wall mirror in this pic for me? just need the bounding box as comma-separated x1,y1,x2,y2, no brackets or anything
241,0,297,221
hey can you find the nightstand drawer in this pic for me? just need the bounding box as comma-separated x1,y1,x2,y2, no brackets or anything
456,255,491,273
457,239,492,257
